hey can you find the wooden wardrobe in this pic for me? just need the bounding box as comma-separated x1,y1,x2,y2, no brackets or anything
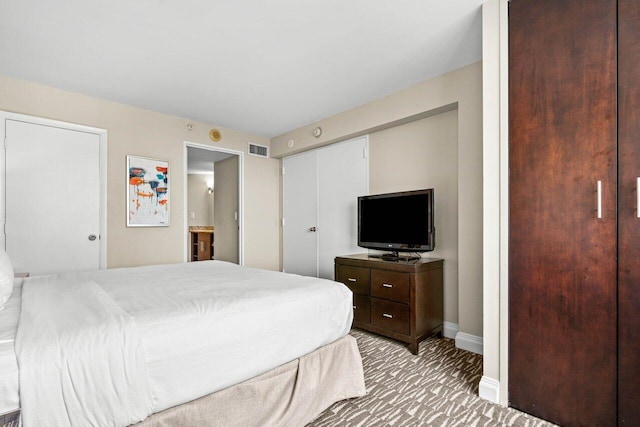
509,0,639,426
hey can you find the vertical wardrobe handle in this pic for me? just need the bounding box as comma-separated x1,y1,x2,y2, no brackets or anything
637,178,640,218
597,180,602,219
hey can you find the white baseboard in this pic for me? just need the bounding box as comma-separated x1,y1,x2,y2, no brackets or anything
443,321,459,339
442,323,483,355
455,332,483,355
479,376,500,403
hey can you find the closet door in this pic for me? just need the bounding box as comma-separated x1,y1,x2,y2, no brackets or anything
283,150,318,276
317,137,367,279
618,0,640,424
283,137,368,279
509,1,617,426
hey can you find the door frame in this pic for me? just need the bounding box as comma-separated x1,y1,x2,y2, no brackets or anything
0,110,108,269
183,141,244,265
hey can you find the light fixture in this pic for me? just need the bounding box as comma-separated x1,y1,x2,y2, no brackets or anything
312,127,322,138
186,123,194,131
209,129,222,142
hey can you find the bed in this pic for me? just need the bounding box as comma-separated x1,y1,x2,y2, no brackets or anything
0,260,366,427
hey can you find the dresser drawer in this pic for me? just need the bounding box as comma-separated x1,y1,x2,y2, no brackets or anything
371,298,410,335
353,294,371,324
336,265,370,295
371,269,410,303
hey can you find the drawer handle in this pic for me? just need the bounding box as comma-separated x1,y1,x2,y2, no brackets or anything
382,283,393,288
597,180,602,219
348,278,357,282
382,313,393,319
637,177,640,218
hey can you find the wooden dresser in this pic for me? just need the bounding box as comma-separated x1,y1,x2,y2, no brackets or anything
335,254,443,354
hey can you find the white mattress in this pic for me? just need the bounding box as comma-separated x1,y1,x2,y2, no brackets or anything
0,279,22,415
18,261,353,420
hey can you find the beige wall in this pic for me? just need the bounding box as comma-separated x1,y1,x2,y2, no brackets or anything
369,110,459,328
187,174,214,227
213,156,239,264
272,62,483,339
0,74,280,270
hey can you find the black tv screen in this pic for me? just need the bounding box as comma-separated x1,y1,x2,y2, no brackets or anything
358,189,434,252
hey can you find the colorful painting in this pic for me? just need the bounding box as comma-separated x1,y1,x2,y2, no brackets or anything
127,156,169,226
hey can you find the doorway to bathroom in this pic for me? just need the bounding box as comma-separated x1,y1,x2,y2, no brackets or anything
184,142,243,264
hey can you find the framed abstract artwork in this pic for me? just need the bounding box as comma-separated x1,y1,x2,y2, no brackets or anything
127,155,169,227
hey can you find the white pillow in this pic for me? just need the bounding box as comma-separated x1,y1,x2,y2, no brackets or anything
0,248,14,311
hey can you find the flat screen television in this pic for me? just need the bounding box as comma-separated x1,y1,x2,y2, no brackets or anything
358,189,435,259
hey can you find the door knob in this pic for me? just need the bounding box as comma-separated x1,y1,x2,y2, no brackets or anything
309,226,317,232
88,234,97,241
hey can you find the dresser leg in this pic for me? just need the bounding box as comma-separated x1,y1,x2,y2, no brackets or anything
409,341,419,355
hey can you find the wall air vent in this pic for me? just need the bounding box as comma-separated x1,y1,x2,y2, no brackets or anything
248,142,269,158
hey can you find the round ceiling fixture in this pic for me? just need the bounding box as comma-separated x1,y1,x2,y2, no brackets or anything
209,129,222,142
312,127,322,138
287,139,295,148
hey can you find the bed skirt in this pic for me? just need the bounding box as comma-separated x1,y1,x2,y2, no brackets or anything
135,334,366,427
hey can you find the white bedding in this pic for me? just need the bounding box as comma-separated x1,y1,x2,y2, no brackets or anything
0,279,22,415
16,261,353,426
17,274,155,426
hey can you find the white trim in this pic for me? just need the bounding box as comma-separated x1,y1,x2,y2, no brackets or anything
184,142,244,265
99,126,107,269
443,321,459,339
455,332,483,355
0,111,108,269
482,0,510,407
479,376,500,403
498,0,510,406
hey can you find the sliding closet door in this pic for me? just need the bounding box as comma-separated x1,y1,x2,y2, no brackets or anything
283,150,318,276
317,137,367,279
283,137,368,279
509,1,617,425
618,0,640,424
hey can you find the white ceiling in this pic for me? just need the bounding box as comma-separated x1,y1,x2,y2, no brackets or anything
0,0,483,138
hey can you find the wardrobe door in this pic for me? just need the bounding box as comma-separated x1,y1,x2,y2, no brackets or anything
282,137,368,279
317,136,368,280
618,0,640,424
283,150,319,276
509,1,617,426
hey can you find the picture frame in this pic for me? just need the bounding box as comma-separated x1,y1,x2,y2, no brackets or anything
127,155,169,227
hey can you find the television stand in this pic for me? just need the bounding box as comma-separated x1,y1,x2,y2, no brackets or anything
334,254,443,354
371,251,421,262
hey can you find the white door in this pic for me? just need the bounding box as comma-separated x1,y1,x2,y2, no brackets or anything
5,119,101,275
317,137,368,279
283,136,368,279
283,150,318,276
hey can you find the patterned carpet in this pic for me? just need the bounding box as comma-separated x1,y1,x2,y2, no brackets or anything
308,329,556,427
